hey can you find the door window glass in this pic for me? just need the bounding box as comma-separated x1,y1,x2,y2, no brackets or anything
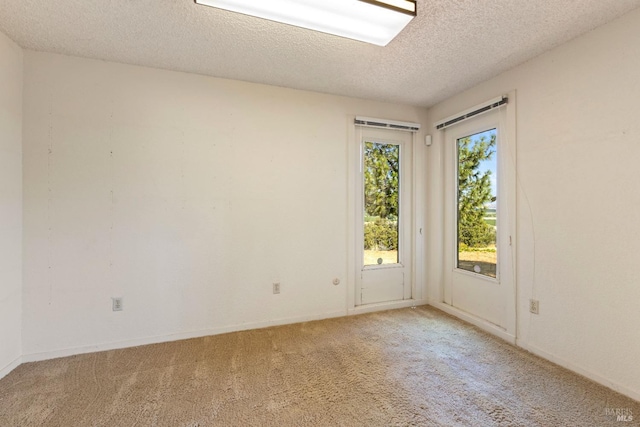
457,129,497,278
364,141,400,266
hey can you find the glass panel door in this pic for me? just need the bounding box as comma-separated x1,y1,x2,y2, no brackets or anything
356,126,412,306
442,107,513,329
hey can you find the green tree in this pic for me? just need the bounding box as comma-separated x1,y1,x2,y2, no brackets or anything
458,134,496,247
363,142,399,251
364,142,399,219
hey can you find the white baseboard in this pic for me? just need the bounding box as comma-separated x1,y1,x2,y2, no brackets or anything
517,340,640,403
22,302,429,364
22,310,346,364
0,355,22,380
348,299,428,316
430,302,516,344
428,301,639,402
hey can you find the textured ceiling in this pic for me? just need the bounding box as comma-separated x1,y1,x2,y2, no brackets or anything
1,0,639,107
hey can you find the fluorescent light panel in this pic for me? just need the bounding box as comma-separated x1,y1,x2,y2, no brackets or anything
195,0,417,46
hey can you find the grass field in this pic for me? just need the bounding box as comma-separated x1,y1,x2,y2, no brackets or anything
458,246,496,277
458,249,496,264
363,248,496,277
364,250,398,266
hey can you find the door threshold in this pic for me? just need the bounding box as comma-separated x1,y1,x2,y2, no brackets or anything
430,302,516,344
349,299,428,316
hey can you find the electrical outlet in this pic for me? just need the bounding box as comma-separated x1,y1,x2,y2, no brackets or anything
529,299,539,314
273,283,280,294
112,297,123,311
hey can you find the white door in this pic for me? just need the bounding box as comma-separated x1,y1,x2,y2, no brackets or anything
443,108,515,331
356,127,413,305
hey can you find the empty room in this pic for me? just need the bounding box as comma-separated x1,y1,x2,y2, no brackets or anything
1,0,639,425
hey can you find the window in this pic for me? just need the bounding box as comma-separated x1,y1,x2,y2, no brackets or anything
457,129,497,278
363,141,400,266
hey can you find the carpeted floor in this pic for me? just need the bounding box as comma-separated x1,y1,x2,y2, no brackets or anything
0,306,637,426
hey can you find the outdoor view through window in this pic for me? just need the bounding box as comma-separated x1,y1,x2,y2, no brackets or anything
364,141,399,266
457,129,497,278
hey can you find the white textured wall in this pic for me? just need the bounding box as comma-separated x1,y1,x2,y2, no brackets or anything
22,51,425,358
426,8,640,399
0,31,22,377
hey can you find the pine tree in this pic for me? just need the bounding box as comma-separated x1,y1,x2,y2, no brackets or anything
457,134,496,247
364,142,399,220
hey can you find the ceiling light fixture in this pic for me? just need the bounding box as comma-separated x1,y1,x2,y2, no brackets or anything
194,0,417,46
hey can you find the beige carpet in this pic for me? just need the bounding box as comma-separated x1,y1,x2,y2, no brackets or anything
0,306,637,426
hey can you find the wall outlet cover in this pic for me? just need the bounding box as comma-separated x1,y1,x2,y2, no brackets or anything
529,299,539,315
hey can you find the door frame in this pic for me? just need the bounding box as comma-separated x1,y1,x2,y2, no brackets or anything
431,91,517,342
355,128,411,306
347,118,426,313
